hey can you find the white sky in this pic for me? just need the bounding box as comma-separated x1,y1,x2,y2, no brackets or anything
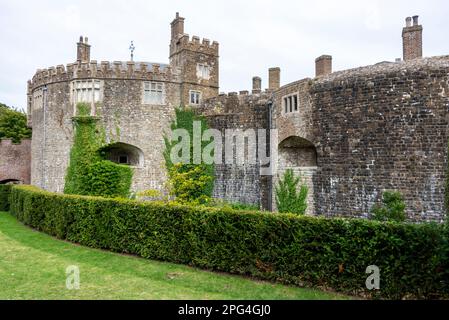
1,0,449,109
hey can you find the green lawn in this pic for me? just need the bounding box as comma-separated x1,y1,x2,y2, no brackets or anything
0,212,349,300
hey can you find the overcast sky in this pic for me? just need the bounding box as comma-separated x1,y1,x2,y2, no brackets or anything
1,0,448,110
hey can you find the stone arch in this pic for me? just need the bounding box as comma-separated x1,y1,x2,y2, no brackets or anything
99,142,144,167
276,136,318,215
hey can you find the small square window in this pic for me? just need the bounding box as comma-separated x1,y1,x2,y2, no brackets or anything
119,155,129,164
189,90,201,105
282,93,299,114
143,81,164,105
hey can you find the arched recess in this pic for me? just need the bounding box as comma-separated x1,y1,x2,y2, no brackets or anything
278,136,317,168
276,136,318,215
99,142,144,167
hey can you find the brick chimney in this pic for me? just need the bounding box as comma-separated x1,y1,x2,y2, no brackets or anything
77,36,91,63
315,55,332,77
402,15,423,61
268,67,280,90
252,76,261,94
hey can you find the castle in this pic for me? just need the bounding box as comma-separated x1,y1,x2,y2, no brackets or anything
6,13,449,222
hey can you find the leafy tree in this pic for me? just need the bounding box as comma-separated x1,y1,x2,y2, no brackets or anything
371,190,406,222
275,169,308,214
0,102,31,143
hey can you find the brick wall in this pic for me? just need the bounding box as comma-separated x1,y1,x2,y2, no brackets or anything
0,139,31,184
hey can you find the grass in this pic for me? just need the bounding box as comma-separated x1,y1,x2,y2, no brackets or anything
0,212,350,300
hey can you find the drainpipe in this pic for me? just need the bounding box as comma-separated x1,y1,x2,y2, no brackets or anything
267,100,273,211
41,85,48,190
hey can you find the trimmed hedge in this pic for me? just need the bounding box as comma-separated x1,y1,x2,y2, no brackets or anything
0,184,12,211
9,185,449,299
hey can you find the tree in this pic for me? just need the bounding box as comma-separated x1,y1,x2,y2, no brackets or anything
275,169,308,215
0,103,32,143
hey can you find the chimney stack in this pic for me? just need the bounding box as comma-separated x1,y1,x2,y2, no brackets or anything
77,36,91,63
315,55,332,77
171,12,185,41
252,76,262,94
402,15,423,61
268,67,281,90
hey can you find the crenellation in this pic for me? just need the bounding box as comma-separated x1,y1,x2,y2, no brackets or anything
21,13,449,223
29,60,177,91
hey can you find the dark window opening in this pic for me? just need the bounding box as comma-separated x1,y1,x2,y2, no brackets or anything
99,142,144,167
119,155,129,164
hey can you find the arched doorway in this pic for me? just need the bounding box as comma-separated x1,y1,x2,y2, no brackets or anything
276,136,318,215
99,142,144,167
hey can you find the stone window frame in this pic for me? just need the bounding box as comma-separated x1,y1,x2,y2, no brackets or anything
282,92,299,115
189,90,202,105
143,81,165,105
71,79,103,106
32,87,44,111
196,63,210,80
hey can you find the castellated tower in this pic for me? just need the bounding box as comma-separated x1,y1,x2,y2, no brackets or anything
169,12,219,106
27,13,220,194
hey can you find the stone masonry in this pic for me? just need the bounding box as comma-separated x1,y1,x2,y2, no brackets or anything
20,13,449,222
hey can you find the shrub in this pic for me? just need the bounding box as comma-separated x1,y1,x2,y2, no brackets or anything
85,160,133,198
167,163,213,205
275,169,308,214
0,184,12,211
209,199,260,211
371,191,406,222
9,185,449,299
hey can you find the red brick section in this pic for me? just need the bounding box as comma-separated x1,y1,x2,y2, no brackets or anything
0,139,31,184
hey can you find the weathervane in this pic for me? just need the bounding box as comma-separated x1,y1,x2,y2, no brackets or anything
129,41,135,61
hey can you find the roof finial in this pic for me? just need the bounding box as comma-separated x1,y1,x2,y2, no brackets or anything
129,41,135,62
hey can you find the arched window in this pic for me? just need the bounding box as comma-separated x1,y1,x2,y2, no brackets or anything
99,142,144,167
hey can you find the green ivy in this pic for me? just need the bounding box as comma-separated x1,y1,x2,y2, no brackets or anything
164,107,214,204
64,103,133,198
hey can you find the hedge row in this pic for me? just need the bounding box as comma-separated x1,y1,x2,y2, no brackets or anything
0,184,12,211
9,185,449,299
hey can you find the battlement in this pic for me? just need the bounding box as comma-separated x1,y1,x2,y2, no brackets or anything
29,61,176,91
171,33,219,57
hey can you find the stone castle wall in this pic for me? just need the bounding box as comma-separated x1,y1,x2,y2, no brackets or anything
24,14,449,222
0,139,31,184
308,57,449,222
196,92,271,208
29,76,180,193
